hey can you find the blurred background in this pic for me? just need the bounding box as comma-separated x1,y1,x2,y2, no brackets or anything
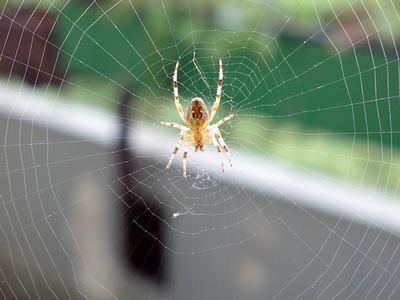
1,0,400,299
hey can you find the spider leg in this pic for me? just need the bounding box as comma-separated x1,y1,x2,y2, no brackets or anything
212,136,224,172
215,113,235,127
166,130,184,170
205,59,223,126
173,61,187,124
215,128,232,167
182,143,188,178
159,122,187,130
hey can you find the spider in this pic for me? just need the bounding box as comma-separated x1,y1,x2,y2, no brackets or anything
160,59,235,177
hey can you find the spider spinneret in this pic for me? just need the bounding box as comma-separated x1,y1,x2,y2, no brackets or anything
160,59,235,177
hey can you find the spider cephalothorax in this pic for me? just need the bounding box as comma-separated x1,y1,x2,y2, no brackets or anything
160,59,235,177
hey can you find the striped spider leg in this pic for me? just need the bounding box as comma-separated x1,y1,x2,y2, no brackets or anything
212,113,235,168
158,122,188,171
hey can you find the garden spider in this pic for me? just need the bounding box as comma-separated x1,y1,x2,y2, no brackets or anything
160,59,235,177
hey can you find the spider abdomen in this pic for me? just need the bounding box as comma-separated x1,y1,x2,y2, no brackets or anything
186,97,209,128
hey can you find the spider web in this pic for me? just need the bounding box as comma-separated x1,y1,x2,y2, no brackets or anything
1,0,400,299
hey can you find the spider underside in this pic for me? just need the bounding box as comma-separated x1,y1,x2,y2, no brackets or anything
160,59,235,177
